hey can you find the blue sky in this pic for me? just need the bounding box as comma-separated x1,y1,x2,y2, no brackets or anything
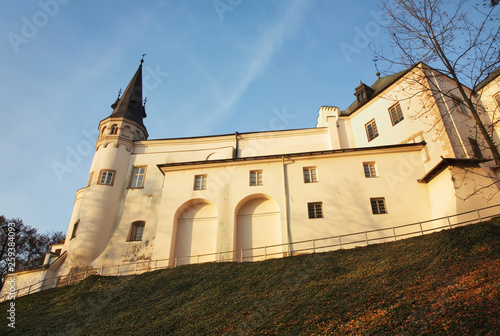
0,0,389,234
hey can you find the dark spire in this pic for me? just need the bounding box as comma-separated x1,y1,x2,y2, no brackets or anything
108,59,147,126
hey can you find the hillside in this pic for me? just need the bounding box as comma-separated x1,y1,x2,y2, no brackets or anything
1,219,499,335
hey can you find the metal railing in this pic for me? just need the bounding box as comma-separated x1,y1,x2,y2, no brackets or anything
2,204,499,302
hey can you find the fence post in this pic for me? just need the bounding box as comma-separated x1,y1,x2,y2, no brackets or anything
447,216,452,229
67,273,72,286
84,270,88,280
476,208,482,222
419,222,424,235
219,251,222,262
154,260,158,271
338,235,342,249
312,239,316,253
27,285,32,295
365,232,369,246
392,227,397,241
240,249,243,262
174,257,178,268
116,265,120,276
264,246,267,260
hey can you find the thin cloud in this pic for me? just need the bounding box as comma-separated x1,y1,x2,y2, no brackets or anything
193,0,313,134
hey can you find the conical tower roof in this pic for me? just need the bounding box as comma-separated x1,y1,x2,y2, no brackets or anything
108,60,147,126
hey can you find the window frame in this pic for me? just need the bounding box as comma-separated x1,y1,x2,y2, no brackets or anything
128,221,145,242
388,103,404,126
365,119,379,142
363,162,378,178
370,198,388,214
303,167,318,183
129,166,147,189
494,92,500,108
98,169,116,186
249,170,263,186
194,175,207,190
307,202,323,219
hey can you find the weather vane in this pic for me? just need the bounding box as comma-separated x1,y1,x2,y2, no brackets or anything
141,53,147,64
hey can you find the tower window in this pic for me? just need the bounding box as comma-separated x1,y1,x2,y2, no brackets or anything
363,162,378,178
451,96,470,116
71,220,79,239
130,166,147,188
98,170,116,186
303,167,318,183
110,124,119,135
308,202,323,219
370,198,388,214
389,103,404,126
129,221,145,241
86,172,94,187
250,170,263,186
494,92,500,107
194,175,207,190
365,119,379,142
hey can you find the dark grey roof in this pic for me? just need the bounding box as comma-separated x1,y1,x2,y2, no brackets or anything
418,157,489,183
474,66,500,92
107,63,147,127
341,68,412,116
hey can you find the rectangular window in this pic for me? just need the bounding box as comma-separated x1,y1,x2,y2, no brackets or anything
389,103,404,126
71,220,79,239
130,166,147,188
303,167,318,183
250,170,263,186
468,138,483,159
86,172,93,187
129,221,145,241
363,162,378,178
308,202,323,219
370,198,387,214
194,175,207,190
452,97,470,116
98,170,116,186
365,119,379,142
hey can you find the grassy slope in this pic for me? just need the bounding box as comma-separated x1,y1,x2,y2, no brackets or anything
1,220,499,335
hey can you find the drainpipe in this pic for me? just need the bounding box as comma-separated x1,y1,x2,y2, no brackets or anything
282,155,292,256
233,132,239,159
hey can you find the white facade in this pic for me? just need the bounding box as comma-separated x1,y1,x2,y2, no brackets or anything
3,62,500,297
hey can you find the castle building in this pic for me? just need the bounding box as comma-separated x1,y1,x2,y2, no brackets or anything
3,61,500,296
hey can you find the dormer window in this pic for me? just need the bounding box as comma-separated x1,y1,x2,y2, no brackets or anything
354,82,374,104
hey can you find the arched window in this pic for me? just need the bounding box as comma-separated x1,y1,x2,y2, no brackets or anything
128,221,145,241
110,124,119,135
100,126,107,138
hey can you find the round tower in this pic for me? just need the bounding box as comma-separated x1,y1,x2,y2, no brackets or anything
64,60,148,270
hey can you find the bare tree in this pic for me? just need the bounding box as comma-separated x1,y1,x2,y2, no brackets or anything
0,216,64,287
375,0,500,166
